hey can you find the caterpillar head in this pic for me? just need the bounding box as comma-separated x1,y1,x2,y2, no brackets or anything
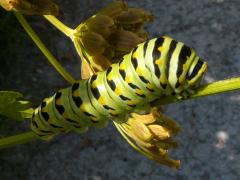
187,57,207,88
179,56,207,98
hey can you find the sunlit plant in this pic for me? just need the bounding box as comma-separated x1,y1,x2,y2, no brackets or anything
0,0,239,169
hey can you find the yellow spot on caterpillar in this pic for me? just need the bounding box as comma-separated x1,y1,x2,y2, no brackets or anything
133,51,140,59
146,83,154,89
158,46,164,52
42,108,47,112
182,63,188,71
62,112,68,118
160,77,167,84
115,87,121,95
125,76,131,83
136,67,143,75
119,62,125,70
135,89,144,95
98,96,105,105
73,90,80,97
107,73,113,81
155,59,161,65
55,98,62,105
43,98,48,102
91,116,98,121
91,81,97,89
109,110,118,115
80,105,85,112
127,100,135,106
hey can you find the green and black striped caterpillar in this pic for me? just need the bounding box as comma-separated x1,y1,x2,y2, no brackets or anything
31,36,207,140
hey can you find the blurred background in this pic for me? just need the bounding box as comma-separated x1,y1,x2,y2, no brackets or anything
0,0,240,179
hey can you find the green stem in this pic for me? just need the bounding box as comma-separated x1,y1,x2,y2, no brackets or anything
43,15,94,69
73,38,89,64
0,131,38,149
14,12,75,84
43,15,76,39
153,77,240,106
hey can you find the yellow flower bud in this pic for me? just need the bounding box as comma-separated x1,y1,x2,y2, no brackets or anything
148,124,171,140
130,131,153,148
131,112,156,124
158,148,168,156
128,118,153,142
113,106,182,168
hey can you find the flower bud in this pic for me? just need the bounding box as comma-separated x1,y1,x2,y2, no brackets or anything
128,118,153,142
113,106,182,168
109,30,144,52
97,1,128,18
158,112,182,134
74,1,152,71
114,7,153,25
92,54,112,71
155,155,181,169
84,15,116,38
0,0,59,15
148,124,171,140
131,112,156,124
155,139,179,149
81,31,109,56
141,145,180,169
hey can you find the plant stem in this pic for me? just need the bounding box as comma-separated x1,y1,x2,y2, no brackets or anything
153,77,240,106
43,15,76,39
0,131,38,149
43,15,95,69
14,12,75,84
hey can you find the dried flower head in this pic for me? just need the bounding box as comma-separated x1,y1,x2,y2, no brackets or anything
114,107,182,169
74,1,153,73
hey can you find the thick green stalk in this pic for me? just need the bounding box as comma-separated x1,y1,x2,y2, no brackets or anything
43,16,91,66
0,131,37,149
14,12,75,84
43,15,76,39
153,77,240,106
43,15,95,74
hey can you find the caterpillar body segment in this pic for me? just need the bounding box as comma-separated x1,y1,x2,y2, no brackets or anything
31,36,207,140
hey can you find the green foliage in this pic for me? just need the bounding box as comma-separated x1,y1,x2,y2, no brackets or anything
0,91,33,121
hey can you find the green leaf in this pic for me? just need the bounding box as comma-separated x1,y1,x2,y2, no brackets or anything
0,91,33,121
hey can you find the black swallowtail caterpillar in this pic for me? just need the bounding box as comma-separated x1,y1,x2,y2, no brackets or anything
31,36,207,140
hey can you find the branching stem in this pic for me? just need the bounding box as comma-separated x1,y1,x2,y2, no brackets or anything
44,15,76,39
14,12,75,84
